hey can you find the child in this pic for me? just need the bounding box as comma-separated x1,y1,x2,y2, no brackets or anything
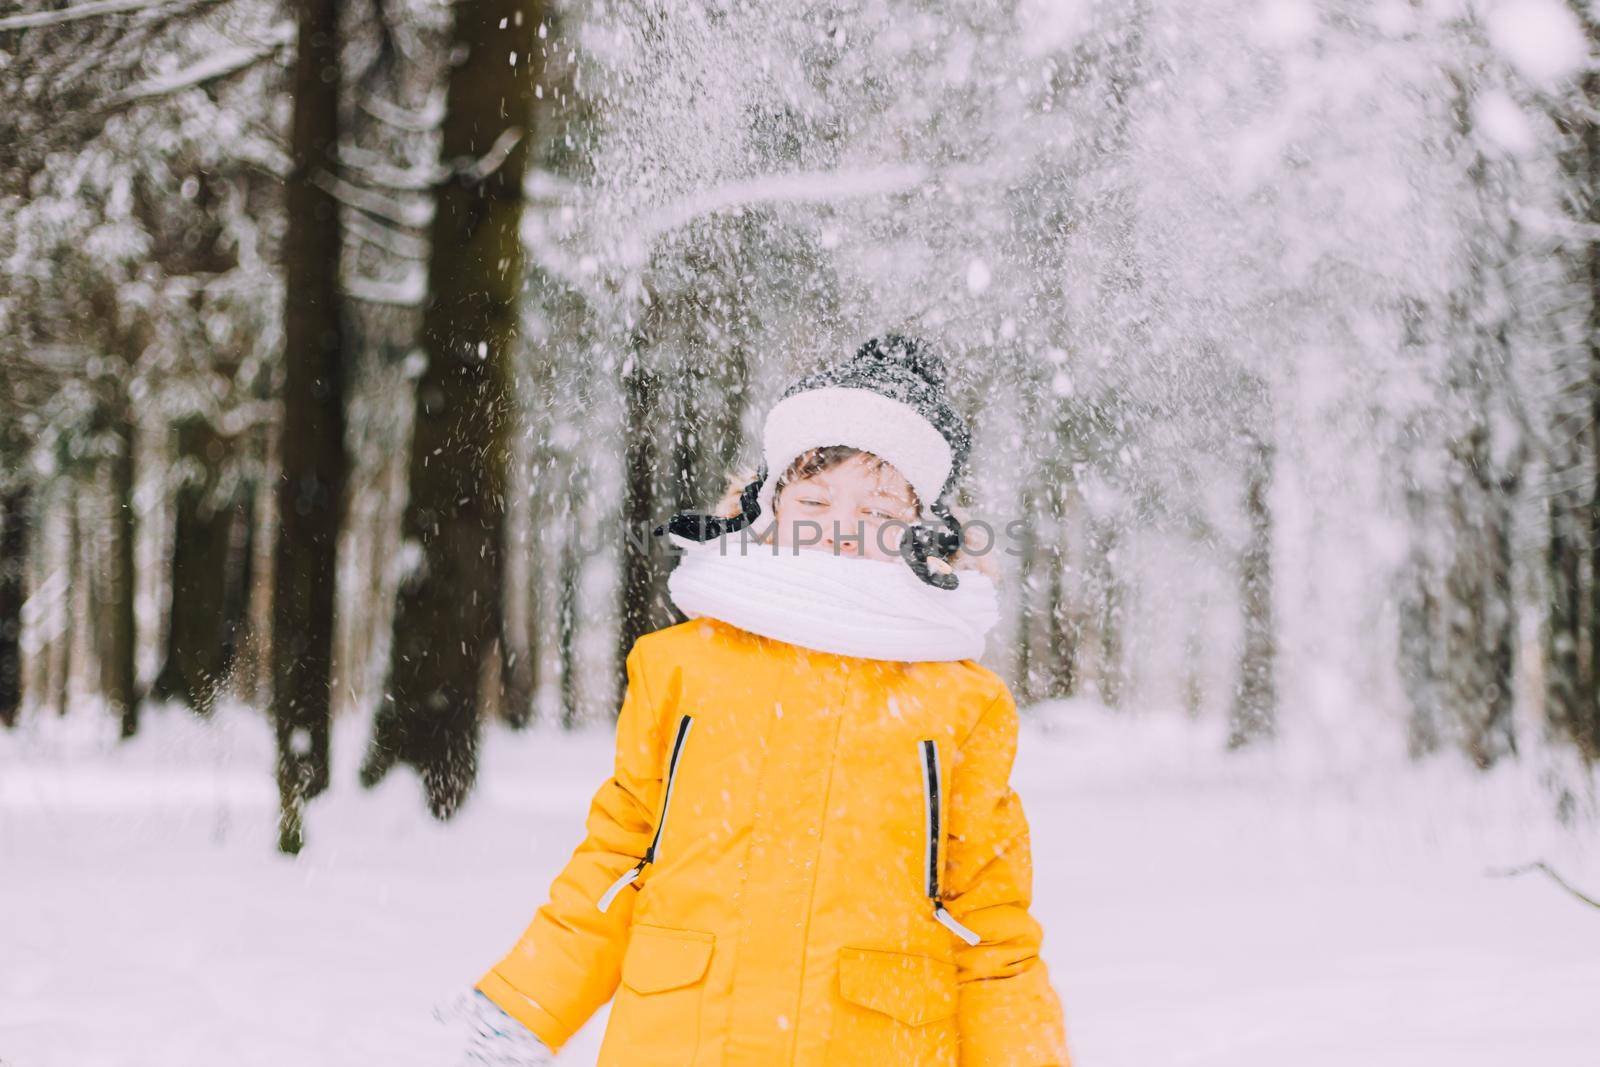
448,336,1070,1065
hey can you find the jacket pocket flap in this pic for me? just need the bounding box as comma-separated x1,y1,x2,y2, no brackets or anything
836,946,957,1026
621,924,715,994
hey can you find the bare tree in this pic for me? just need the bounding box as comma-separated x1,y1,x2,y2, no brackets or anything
1436,54,1528,769
363,0,544,818
271,0,349,853
1544,1,1600,760
0,486,29,727
1228,429,1275,748
152,417,255,712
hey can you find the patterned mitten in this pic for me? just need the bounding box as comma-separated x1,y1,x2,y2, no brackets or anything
435,988,556,1066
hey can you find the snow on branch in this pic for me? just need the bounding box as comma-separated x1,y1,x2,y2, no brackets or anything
110,23,291,107
634,162,929,245
358,91,445,134
0,0,192,31
339,143,443,193
336,128,522,196
345,210,427,260
344,267,425,308
448,126,523,185
311,168,432,229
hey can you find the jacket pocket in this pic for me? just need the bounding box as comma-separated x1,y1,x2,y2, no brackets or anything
599,923,715,1066
825,946,959,1065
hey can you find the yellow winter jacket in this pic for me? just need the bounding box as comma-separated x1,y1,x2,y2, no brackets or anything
477,617,1070,1065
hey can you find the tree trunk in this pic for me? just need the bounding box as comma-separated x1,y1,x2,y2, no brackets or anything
1583,242,1600,751
1437,73,1524,769
558,493,583,730
1399,480,1444,757
151,417,253,713
106,404,140,737
496,422,535,727
1545,420,1588,755
1395,297,1445,757
363,0,540,818
1012,486,1040,706
615,317,664,698
0,486,29,726
56,494,79,716
1182,593,1206,718
1441,413,1519,767
1044,470,1079,699
1044,543,1075,697
243,422,278,708
1090,516,1127,710
272,0,348,854
1574,10,1600,759
1228,431,1275,748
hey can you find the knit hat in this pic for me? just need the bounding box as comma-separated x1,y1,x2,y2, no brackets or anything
655,334,974,589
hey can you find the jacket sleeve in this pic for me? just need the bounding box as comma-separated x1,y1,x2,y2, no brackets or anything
942,682,1072,1067
474,643,666,1052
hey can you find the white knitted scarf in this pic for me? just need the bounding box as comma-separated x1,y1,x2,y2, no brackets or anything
663,531,1001,662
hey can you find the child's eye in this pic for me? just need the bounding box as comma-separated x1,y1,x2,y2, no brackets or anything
798,498,827,507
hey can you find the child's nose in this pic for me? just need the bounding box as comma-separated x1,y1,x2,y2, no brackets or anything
822,507,861,549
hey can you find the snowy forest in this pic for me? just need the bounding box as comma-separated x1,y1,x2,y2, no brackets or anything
4,0,1600,1063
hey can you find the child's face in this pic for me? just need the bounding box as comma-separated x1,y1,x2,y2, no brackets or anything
770,453,920,561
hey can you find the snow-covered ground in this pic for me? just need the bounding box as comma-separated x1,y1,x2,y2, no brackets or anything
3,700,1598,1067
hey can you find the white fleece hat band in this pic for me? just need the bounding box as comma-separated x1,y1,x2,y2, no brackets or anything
753,385,955,524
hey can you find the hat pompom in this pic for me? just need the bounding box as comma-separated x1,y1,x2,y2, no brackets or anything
855,334,948,389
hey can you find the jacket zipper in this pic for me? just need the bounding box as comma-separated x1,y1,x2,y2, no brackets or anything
919,738,982,945
597,713,695,913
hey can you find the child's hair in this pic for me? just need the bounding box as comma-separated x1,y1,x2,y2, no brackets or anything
714,447,1001,581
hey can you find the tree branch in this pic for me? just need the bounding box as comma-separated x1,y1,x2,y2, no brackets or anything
357,90,444,133
1488,861,1600,910
343,267,425,308
450,126,523,185
345,210,427,259
310,167,432,229
0,0,189,32
109,23,291,107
